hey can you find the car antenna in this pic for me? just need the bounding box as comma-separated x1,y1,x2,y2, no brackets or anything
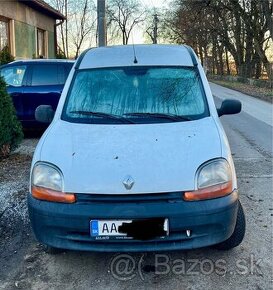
132,33,138,64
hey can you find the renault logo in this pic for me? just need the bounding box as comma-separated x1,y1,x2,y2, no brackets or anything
123,175,134,190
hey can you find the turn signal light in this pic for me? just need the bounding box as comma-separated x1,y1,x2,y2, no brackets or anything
31,186,76,203
183,181,233,201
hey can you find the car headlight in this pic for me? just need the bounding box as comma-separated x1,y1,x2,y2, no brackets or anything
184,159,233,201
31,162,75,203
32,163,63,191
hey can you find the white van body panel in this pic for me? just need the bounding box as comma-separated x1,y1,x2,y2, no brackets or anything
31,45,236,194
33,117,224,194
79,45,194,69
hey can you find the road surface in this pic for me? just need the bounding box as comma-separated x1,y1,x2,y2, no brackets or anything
0,83,272,290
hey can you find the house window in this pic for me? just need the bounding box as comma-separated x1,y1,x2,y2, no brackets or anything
0,17,9,51
37,29,45,58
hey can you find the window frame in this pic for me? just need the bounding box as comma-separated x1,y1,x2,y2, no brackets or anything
37,28,45,58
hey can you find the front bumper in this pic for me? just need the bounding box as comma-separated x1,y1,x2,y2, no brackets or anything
28,191,239,252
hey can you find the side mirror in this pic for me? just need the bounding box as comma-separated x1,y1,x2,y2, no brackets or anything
217,99,242,117
35,105,55,123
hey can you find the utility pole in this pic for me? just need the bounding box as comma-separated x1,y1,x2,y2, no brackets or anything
97,0,106,47
153,13,159,44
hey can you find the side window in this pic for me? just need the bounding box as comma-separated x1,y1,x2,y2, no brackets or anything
0,65,27,86
31,65,59,86
65,63,74,77
58,65,65,85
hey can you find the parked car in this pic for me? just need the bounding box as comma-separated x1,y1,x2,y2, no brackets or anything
28,45,245,253
0,59,74,129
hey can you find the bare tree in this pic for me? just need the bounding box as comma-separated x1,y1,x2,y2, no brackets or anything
48,0,68,57
70,0,96,58
47,0,96,58
107,0,145,45
229,0,272,78
261,0,273,39
145,10,162,44
164,0,272,80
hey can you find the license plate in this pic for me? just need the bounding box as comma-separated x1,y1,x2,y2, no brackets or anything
90,219,169,240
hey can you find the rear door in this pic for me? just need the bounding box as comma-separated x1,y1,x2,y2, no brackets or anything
22,63,66,122
0,64,28,121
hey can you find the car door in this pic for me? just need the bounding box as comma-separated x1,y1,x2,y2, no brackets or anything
0,64,28,121
22,63,66,125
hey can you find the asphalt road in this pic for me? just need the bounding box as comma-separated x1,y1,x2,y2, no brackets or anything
0,83,272,290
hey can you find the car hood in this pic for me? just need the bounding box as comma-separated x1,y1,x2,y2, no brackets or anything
39,117,222,194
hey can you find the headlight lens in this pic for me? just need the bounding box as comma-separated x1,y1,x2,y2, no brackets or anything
31,162,75,203
197,159,231,188
32,163,63,191
184,159,233,201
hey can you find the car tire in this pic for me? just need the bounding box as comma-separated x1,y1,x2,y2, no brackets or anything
43,245,65,255
214,200,246,250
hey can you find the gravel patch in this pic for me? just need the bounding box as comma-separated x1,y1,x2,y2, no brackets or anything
0,154,32,234
0,138,38,263
14,138,39,156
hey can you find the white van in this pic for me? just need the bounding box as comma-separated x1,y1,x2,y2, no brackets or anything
28,45,245,253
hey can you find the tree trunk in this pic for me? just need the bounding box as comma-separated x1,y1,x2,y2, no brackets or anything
225,47,230,75
255,57,262,79
198,41,204,66
244,29,254,78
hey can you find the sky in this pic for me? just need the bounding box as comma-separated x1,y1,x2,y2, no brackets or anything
129,0,171,44
140,0,170,9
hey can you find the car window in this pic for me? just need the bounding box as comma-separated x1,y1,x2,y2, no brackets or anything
65,63,74,76
62,66,209,124
58,65,66,85
31,64,60,86
0,65,27,86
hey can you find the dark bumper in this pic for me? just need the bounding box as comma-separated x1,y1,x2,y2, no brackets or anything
28,191,239,252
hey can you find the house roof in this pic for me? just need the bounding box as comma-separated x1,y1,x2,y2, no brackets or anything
19,0,65,20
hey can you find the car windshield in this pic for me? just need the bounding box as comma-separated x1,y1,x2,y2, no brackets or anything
62,66,209,124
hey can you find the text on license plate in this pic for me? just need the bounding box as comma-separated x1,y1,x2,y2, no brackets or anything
90,219,169,238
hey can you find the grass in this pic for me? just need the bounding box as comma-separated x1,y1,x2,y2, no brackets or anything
210,79,273,103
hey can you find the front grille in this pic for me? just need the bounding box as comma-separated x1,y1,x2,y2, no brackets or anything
60,231,198,243
76,191,183,203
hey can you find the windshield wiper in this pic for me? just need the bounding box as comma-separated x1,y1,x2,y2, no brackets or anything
124,112,192,122
69,111,135,124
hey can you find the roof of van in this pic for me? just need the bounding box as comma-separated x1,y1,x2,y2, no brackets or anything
79,45,197,69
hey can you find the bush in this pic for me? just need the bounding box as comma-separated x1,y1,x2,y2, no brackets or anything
56,51,67,59
0,46,14,65
0,76,23,158
56,47,67,59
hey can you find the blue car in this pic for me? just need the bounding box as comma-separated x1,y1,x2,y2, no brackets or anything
0,59,74,129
